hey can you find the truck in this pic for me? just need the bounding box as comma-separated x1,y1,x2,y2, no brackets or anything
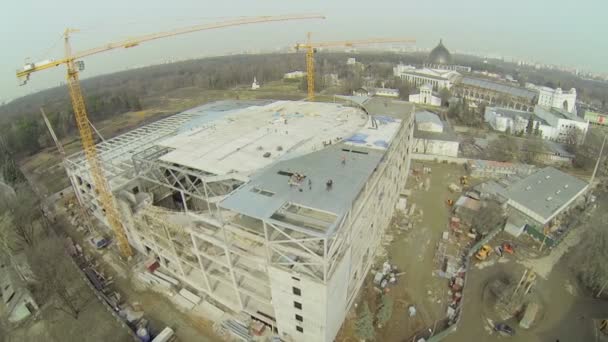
90,235,110,249
475,245,492,261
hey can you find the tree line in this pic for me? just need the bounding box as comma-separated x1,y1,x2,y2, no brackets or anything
1,51,607,160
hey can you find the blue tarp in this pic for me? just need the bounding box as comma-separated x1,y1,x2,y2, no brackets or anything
373,140,389,148
375,115,396,124
344,133,369,144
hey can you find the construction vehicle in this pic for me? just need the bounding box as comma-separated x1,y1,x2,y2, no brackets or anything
16,15,324,258
502,242,515,254
494,322,515,336
475,244,492,261
460,175,469,186
295,33,415,101
90,234,110,249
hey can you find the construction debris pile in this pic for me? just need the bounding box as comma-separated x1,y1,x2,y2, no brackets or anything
65,237,175,342
372,261,403,291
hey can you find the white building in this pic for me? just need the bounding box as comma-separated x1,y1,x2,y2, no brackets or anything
413,111,459,157
65,98,415,342
533,106,589,142
409,84,441,106
393,64,460,90
251,77,260,90
484,107,552,136
346,57,356,65
424,63,471,73
284,71,306,79
529,85,577,113
353,87,399,98
485,106,589,142
373,88,399,98
0,260,38,323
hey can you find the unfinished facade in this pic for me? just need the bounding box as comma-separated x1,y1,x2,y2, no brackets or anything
65,98,415,342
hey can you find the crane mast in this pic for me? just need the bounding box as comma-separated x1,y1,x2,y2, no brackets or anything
295,33,415,101
18,15,325,258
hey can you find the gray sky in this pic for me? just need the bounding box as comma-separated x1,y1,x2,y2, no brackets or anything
1,0,606,102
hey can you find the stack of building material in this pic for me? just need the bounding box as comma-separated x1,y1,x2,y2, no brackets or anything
136,271,172,289
171,288,203,311
153,271,179,287
221,319,253,342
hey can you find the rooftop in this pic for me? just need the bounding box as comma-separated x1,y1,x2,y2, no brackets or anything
157,101,369,176
220,98,412,237
220,144,385,237
415,111,443,128
487,106,549,125
506,167,587,220
477,167,587,223
534,105,585,122
461,77,537,100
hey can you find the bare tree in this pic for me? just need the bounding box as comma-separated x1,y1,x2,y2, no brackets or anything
522,137,546,164
574,211,608,294
0,184,47,249
472,200,505,234
485,135,519,162
376,295,394,328
355,302,375,341
27,236,85,319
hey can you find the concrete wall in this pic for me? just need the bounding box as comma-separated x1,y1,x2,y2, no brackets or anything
413,138,459,158
411,153,469,164
268,266,327,341
409,94,442,107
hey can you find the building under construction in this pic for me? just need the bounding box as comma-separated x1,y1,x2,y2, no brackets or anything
65,97,414,342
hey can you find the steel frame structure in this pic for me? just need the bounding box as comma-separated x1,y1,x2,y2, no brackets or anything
64,98,415,342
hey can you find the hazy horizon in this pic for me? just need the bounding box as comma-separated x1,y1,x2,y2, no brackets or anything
2,0,606,103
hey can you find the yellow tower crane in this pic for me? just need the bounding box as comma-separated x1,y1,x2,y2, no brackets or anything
295,33,415,101
17,14,325,258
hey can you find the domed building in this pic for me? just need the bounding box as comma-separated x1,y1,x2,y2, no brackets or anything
428,39,452,65
393,38,470,93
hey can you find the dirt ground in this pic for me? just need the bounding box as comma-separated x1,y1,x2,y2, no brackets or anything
447,196,608,342
337,161,468,342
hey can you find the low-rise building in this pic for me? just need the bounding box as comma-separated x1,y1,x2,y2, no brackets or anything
0,260,38,323
533,106,589,142
484,106,589,142
353,87,399,98
284,71,306,79
584,110,608,125
466,160,535,179
413,111,459,157
474,167,588,239
373,88,400,98
409,84,441,106
584,110,608,126
484,107,552,136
